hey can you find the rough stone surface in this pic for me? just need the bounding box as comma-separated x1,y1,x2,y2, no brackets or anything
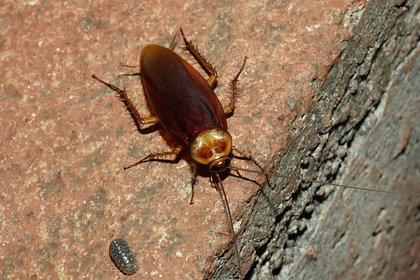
230,0,420,279
3,0,417,280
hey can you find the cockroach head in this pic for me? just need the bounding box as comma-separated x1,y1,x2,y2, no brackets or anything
189,128,233,172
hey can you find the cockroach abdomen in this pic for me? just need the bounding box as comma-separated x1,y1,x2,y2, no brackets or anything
109,239,138,275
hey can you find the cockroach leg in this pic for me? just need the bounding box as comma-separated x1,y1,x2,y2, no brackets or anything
91,75,159,127
224,56,248,116
119,63,140,69
189,163,198,204
117,71,141,78
116,63,141,78
228,168,265,191
232,146,270,187
230,164,245,179
123,145,184,170
180,28,219,87
117,63,141,76
169,29,180,50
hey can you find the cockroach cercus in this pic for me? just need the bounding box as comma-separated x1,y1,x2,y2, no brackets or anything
93,28,269,279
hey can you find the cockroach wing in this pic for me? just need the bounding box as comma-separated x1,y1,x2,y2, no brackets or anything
140,44,227,145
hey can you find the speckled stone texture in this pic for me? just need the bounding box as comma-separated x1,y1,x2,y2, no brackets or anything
241,0,420,279
2,0,417,279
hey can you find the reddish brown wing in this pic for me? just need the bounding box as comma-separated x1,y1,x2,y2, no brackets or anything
140,44,227,145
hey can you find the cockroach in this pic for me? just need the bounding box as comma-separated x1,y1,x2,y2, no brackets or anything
93,28,268,279
109,239,138,275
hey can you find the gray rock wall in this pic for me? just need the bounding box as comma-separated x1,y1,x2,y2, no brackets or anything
212,0,420,278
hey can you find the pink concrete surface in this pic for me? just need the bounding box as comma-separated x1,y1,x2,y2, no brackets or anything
0,0,363,279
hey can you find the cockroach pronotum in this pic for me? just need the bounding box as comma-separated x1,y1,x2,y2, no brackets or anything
109,239,138,275
93,28,268,278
